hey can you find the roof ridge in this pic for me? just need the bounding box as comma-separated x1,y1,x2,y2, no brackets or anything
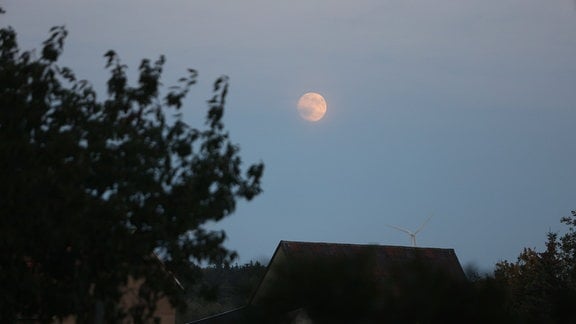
279,240,455,252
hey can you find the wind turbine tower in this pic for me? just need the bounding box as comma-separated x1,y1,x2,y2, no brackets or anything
387,216,432,247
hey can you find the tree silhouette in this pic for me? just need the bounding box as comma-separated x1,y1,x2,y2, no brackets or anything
495,211,576,322
0,18,263,322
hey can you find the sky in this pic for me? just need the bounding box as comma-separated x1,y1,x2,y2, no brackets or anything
3,0,576,271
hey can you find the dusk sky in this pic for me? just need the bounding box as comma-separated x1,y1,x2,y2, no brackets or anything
3,0,576,271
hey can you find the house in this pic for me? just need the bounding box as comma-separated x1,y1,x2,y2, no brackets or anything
16,253,180,324
17,278,177,324
188,240,468,323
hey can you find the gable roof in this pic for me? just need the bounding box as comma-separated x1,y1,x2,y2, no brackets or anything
189,240,467,323
274,240,465,279
249,240,466,306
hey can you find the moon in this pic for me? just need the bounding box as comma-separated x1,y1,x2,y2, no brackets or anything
297,92,327,122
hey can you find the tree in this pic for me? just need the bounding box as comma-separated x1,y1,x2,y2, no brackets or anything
0,18,263,322
495,211,576,322
181,261,267,321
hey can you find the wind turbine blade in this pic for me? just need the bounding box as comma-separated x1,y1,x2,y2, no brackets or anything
414,215,432,234
387,224,413,235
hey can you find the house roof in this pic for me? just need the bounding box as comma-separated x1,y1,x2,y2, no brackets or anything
248,240,466,306
189,240,467,323
185,306,249,324
272,240,466,280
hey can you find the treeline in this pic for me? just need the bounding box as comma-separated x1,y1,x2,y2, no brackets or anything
178,262,266,322
490,211,576,322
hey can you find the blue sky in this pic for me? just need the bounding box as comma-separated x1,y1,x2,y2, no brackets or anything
3,0,576,270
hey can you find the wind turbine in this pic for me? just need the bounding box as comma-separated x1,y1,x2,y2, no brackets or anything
387,216,432,247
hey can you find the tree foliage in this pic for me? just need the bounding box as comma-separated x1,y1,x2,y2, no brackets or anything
0,21,263,322
495,211,576,322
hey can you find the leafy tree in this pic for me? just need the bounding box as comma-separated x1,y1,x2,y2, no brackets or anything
495,211,576,322
0,17,263,323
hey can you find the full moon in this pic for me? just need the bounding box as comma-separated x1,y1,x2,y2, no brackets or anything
297,92,327,122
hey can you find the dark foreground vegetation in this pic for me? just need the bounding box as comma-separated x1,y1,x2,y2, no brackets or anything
0,9,263,322
492,211,576,323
